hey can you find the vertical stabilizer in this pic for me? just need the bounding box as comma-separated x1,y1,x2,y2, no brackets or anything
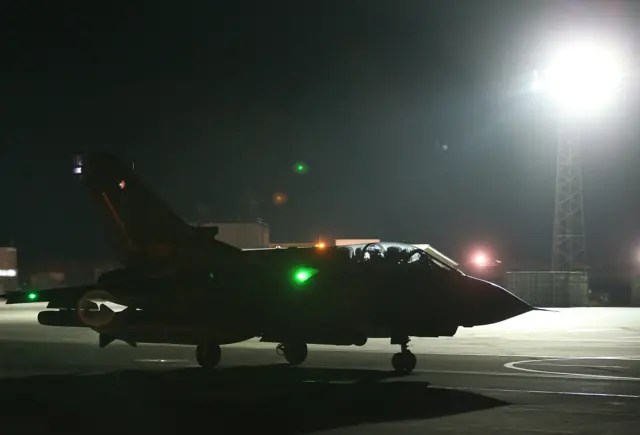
73,153,241,268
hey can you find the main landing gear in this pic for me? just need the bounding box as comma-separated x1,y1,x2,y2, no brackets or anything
276,342,308,366
391,338,417,374
196,341,221,369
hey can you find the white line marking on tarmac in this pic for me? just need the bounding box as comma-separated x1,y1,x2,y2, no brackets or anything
524,363,627,369
319,367,632,381
134,359,189,364
415,369,561,379
456,337,640,343
413,353,640,360
505,357,640,381
567,328,620,333
436,386,640,399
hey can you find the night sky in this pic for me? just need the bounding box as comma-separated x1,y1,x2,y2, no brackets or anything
2,1,640,272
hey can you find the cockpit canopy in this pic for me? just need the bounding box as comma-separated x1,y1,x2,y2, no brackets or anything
337,242,463,273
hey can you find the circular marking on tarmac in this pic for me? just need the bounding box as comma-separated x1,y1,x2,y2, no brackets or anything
505,357,640,382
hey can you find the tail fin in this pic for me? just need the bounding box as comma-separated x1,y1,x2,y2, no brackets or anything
73,152,239,268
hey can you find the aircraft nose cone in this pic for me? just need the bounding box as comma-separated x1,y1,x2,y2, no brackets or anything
460,277,534,327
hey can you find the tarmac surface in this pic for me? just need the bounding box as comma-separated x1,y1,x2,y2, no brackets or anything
1,303,640,434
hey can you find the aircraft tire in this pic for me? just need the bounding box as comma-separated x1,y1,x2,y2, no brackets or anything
392,351,416,374
282,342,308,366
196,342,222,369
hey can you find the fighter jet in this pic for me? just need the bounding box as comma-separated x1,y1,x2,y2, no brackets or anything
1,153,535,373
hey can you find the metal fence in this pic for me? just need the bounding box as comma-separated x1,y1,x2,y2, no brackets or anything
505,271,589,307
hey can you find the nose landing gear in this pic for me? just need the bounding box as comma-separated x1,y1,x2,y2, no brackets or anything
276,342,308,366
391,338,417,374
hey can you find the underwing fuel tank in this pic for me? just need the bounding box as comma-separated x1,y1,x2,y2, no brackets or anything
38,304,118,328
38,289,120,328
38,310,86,327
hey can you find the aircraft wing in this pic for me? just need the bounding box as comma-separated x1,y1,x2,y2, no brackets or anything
1,284,103,305
0,273,206,308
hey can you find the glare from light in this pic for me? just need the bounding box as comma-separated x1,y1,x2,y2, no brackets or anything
532,38,626,116
473,253,488,267
0,269,16,277
272,192,288,206
315,242,326,249
73,166,83,174
530,75,542,93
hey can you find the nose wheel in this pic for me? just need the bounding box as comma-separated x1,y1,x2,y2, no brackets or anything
195,342,221,368
276,342,308,366
391,339,417,374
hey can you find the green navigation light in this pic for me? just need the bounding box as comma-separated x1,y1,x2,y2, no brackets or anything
293,161,309,175
296,270,311,282
27,292,38,301
292,267,317,285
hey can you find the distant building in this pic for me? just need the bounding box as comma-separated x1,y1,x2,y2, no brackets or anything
29,271,66,290
334,239,381,246
195,219,270,249
270,239,382,249
27,258,112,289
0,247,18,293
270,242,317,248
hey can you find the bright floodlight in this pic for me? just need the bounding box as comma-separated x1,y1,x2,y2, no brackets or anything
472,253,488,267
532,38,625,116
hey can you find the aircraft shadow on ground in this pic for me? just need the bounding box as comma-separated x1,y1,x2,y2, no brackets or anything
0,365,509,434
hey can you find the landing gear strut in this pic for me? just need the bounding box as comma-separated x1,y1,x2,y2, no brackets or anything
196,342,221,368
276,342,308,366
391,338,416,374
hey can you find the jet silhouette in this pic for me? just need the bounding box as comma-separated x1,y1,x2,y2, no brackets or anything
2,153,535,373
